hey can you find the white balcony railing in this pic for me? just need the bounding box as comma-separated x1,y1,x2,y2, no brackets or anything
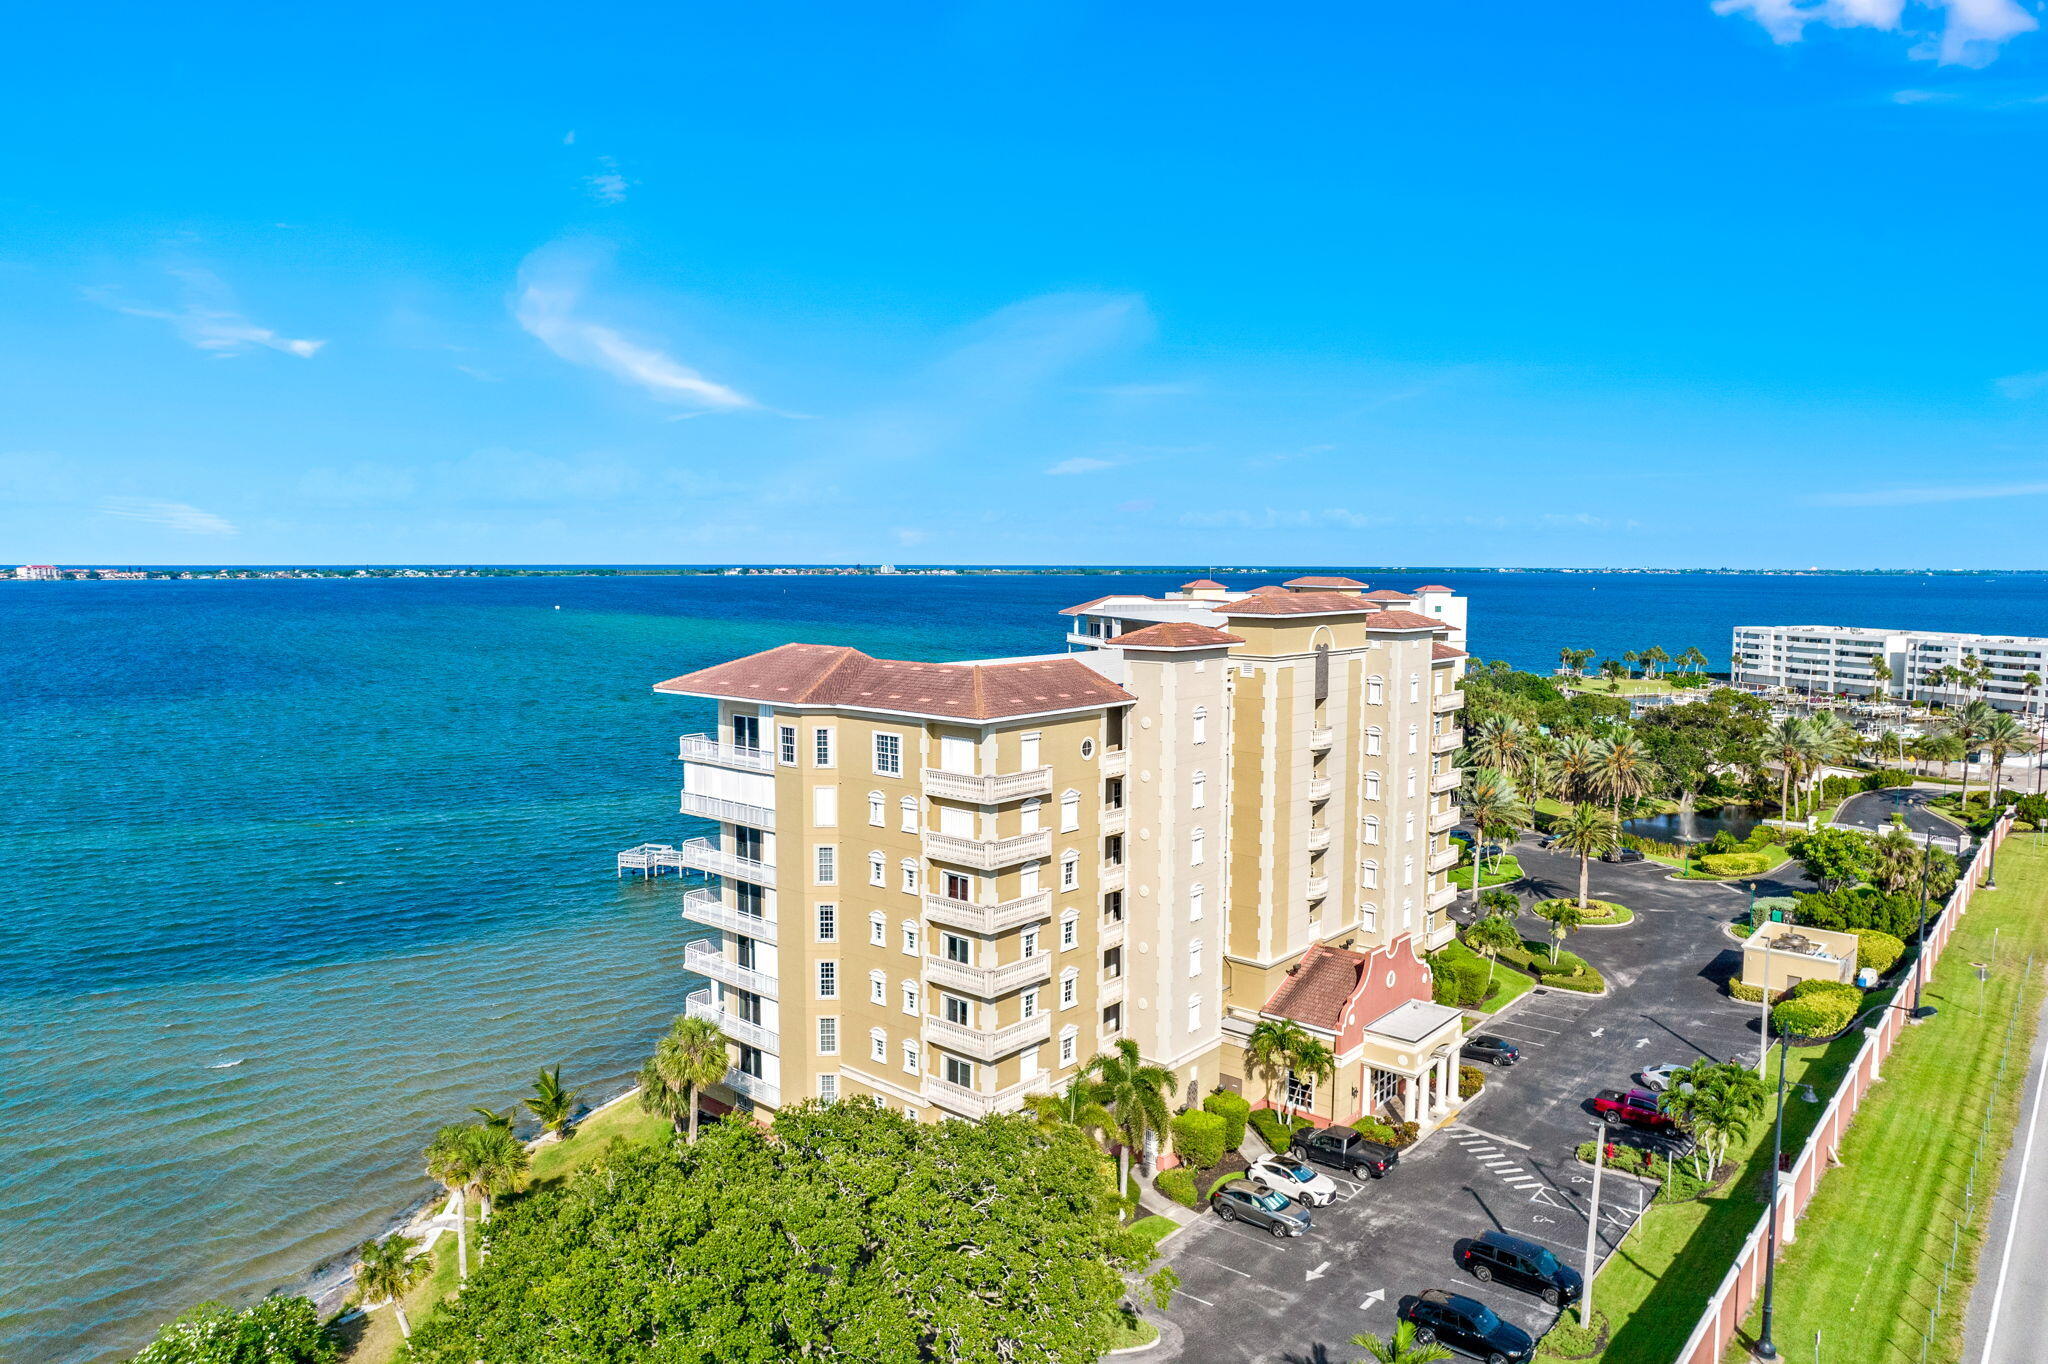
1431,771,1461,794
921,827,1053,871
678,733,775,772
1432,691,1466,713
685,939,779,999
680,888,776,938
675,836,776,887
922,1011,1052,1063
1097,974,1127,1007
921,889,1053,936
1100,748,1130,778
921,766,1055,803
1306,776,1334,802
1429,805,1461,834
1307,826,1332,851
1428,846,1461,873
1098,863,1127,893
1098,916,1127,950
1431,730,1463,754
1306,874,1330,900
686,989,779,1051
721,1066,780,1107
680,790,777,830
1429,883,1461,911
924,951,1055,997
1309,726,1335,749
924,1073,1048,1120
1100,807,1129,837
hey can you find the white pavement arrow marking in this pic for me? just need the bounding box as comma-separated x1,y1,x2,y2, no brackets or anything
1590,1026,1605,1038
1307,1261,1331,1283
1635,1037,1649,1048
1359,1289,1386,1310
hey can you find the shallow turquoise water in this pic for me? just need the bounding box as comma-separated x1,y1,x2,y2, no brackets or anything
4,569,2045,1362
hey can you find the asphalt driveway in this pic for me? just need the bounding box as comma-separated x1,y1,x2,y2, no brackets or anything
1836,788,1967,850
1134,841,1815,1362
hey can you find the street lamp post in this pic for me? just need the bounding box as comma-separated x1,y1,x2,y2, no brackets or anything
1912,829,1934,1018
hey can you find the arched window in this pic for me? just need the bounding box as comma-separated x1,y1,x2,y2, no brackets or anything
1365,771,1382,800
1188,940,1203,977
900,858,919,894
899,795,918,832
1361,859,1380,890
1059,789,1081,833
1367,674,1384,706
868,792,885,826
1402,854,1415,886
1189,882,1205,921
1403,812,1415,841
1406,767,1417,798
1190,828,1206,866
1191,706,1208,745
1365,726,1382,756
1060,850,1080,890
868,851,886,886
1363,816,1381,845
1409,672,1421,703
1191,771,1207,810
1407,723,1419,755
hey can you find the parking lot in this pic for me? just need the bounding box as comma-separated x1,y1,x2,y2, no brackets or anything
1134,838,1816,1362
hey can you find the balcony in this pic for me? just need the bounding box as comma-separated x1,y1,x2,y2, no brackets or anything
1431,729,1463,754
1430,771,1461,794
1100,807,1129,837
1307,825,1332,852
1429,883,1460,912
924,1073,1047,1120
1100,748,1130,778
685,939,779,998
1309,726,1335,750
924,951,1054,997
921,888,1052,935
922,827,1053,871
680,790,777,830
1098,916,1127,950
686,988,778,1051
923,1011,1052,1063
1099,863,1127,893
1429,805,1461,834
675,836,776,887
677,733,774,772
921,765,1054,803
721,1066,780,1108
1098,974,1127,1007
680,887,776,938
1306,776,1334,802
1306,874,1330,900
1431,690,1465,714
1428,845,1461,873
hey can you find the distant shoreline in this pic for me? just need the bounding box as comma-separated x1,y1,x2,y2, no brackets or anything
11,565,2048,582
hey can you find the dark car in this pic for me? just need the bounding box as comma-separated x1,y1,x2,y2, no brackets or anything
1459,1230,1584,1307
1592,1087,1673,1129
1600,846,1646,864
1461,1035,1521,1068
1399,1290,1535,1364
1291,1124,1400,1178
1210,1180,1312,1238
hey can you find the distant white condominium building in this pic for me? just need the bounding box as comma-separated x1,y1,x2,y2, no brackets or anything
1732,624,2048,714
14,564,60,580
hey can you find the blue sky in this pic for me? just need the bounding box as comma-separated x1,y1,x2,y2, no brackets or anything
5,1,2048,568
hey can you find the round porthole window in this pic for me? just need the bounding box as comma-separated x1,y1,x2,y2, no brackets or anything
1386,970,1397,988
1080,738,1096,759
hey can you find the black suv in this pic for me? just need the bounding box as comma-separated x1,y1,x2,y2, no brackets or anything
1460,1035,1520,1068
1459,1230,1583,1306
1399,1290,1535,1363
1600,846,1646,864
1290,1124,1400,1178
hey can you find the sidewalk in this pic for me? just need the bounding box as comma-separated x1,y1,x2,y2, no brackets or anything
1964,966,2048,1364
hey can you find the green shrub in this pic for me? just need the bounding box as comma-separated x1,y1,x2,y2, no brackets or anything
1752,895,1797,925
1707,829,1740,855
1432,955,1490,1007
1772,984,1860,1039
1202,1091,1250,1151
1206,1171,1244,1202
1247,1108,1308,1152
1796,887,1924,939
1459,1064,1486,1099
1729,978,1766,1003
1700,851,1776,876
1170,1110,1226,1169
1153,1167,1198,1208
1854,929,1905,976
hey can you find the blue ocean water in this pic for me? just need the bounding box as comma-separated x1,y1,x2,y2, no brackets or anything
4,568,2047,1363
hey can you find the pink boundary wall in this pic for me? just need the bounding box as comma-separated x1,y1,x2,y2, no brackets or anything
1670,814,2014,1364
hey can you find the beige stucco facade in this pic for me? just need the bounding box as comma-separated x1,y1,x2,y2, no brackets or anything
1741,921,1859,994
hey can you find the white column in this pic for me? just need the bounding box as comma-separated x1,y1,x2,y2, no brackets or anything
1404,1073,1423,1126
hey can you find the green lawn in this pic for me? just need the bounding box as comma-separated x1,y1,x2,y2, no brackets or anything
1128,1214,1179,1252
1433,937,1539,1013
1559,675,1715,697
1451,854,1525,890
1720,835,2048,1364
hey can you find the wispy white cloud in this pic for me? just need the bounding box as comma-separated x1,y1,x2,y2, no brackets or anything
1713,0,2037,65
99,498,238,535
513,244,755,411
1810,479,2048,506
91,267,324,358
1047,456,1116,475
1995,369,2048,398
586,155,632,204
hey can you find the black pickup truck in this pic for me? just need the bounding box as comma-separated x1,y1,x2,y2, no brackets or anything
1290,1124,1400,1178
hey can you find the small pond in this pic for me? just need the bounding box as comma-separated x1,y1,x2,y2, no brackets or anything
1620,808,1765,845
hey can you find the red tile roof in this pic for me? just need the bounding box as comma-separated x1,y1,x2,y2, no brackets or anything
1107,622,1244,650
1282,575,1366,589
1415,584,1452,592
1217,590,1380,617
1362,610,1442,630
1246,584,1292,596
1263,944,1372,1031
655,643,1134,720
1433,642,1467,660
1360,589,1414,601
1179,578,1226,590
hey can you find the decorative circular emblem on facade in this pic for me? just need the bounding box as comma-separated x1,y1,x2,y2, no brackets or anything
1386,970,1397,988
1080,738,1096,758
1138,884,1152,897
1140,716,1154,729
1398,1054,1411,1066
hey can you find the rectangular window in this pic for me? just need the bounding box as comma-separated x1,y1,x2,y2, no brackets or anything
1061,915,1078,949
817,1016,839,1055
944,1056,974,1088
817,961,838,998
903,981,920,1014
811,785,837,826
1022,988,1040,1019
815,846,836,884
870,1029,887,1061
1060,1032,1077,1065
903,1041,920,1074
1285,1069,1315,1110
1022,927,1040,959
900,863,918,894
815,904,837,942
874,732,903,777
1061,973,1078,1008
813,728,834,767
778,725,798,766
732,714,762,751
943,871,972,901
903,923,919,956
869,970,886,1004
943,993,970,1025
942,932,972,965
1061,856,1080,891
818,1073,838,1100
869,911,887,946
1190,885,1205,921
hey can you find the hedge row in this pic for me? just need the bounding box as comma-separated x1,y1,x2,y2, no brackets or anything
1170,1110,1227,1169
1248,1108,1310,1152
1770,979,1864,1039
1202,1090,1250,1151
1152,1167,1198,1207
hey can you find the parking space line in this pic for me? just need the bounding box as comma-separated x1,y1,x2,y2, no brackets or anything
1181,1291,1216,1307
1454,1124,1532,1151
1184,1253,1252,1278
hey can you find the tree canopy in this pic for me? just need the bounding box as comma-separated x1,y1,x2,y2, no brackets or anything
129,1297,336,1364
406,1099,1154,1364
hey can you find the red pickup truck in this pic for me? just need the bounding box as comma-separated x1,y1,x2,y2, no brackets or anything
1593,1088,1673,1129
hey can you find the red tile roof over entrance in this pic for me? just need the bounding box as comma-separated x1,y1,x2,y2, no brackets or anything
1109,622,1245,650
1217,590,1382,617
1179,578,1226,590
1263,944,1372,1031
1361,610,1442,630
1415,584,1452,592
1360,589,1414,601
1433,642,1467,660
1282,575,1366,589
655,643,1134,720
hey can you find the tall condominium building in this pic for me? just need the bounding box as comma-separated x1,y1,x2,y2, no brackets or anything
653,574,1473,1141
1732,624,2048,714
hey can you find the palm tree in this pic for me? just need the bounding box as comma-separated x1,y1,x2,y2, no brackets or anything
470,1105,515,1131
423,1125,476,1280
1460,767,1527,895
1642,645,1671,680
1871,822,1920,895
1558,645,1577,677
1245,1017,1313,1119
1550,733,1601,805
1916,731,1966,784
1658,1060,1767,1180
1028,1074,1116,1147
1766,716,1817,818
1679,645,1709,677
1590,733,1658,821
458,1122,528,1224
1351,1321,1454,1364
354,1234,429,1340
1804,711,1859,813
1291,1036,1337,1116
1549,803,1618,915
1621,649,1641,679
1086,1038,1174,1198
1536,897,1586,965
639,1013,730,1140
1867,654,1893,704
524,1065,580,1141
1979,713,2034,805
1947,699,1997,809
1571,647,1598,677
2023,671,2046,794
1467,716,1529,783
1462,912,1522,991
